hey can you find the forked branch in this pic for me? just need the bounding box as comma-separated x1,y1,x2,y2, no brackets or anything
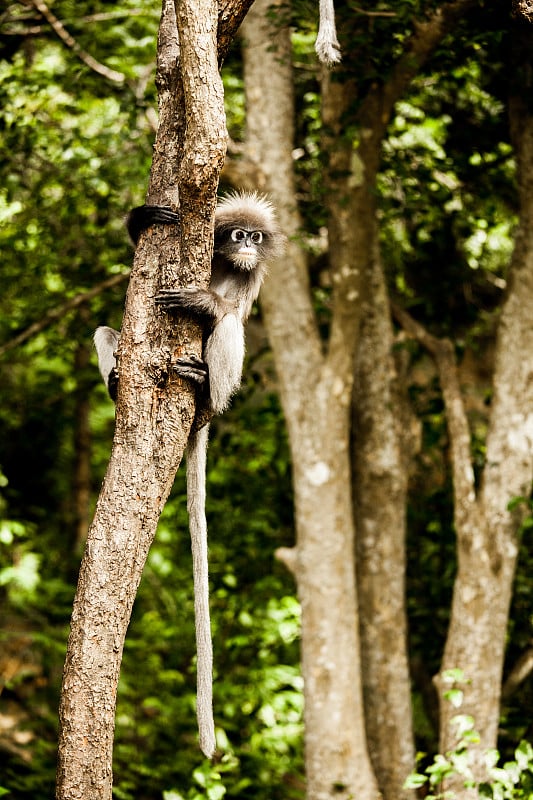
392,303,477,532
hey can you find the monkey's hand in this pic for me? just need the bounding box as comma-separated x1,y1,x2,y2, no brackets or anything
156,287,202,308
127,205,180,246
172,354,208,386
156,287,226,321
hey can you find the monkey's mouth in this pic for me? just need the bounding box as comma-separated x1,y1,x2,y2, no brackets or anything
232,249,258,269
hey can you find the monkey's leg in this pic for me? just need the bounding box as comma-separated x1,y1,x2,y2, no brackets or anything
103,361,202,404
127,205,180,245
108,367,119,401
174,356,212,429
173,355,208,385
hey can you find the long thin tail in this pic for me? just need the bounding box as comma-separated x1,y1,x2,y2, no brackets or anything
315,0,342,66
186,424,216,758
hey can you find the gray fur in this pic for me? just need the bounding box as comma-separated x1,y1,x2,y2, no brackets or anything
315,0,341,65
94,326,120,385
204,314,245,414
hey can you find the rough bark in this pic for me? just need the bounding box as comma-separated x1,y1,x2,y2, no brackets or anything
352,246,416,800
241,4,380,799
55,0,235,796
318,53,417,800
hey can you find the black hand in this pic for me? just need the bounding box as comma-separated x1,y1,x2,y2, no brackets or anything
127,205,180,245
172,355,208,386
155,288,200,309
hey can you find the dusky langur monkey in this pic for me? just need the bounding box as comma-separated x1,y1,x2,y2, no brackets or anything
94,192,285,758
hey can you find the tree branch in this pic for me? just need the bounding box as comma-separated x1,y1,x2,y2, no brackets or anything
217,0,255,63
28,0,126,83
275,546,298,576
3,8,157,37
392,303,477,531
502,644,533,698
0,273,129,357
352,6,396,16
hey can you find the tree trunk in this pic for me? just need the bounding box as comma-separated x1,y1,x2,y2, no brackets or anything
340,6,482,795
55,0,232,796
437,27,533,789
241,1,491,797
241,4,380,798
320,48,417,800
353,244,416,800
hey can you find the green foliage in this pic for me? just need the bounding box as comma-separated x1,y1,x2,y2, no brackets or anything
406,721,533,799
406,688,533,798
1,0,532,797
379,57,515,334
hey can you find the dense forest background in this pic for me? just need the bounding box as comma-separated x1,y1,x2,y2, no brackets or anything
1,0,533,798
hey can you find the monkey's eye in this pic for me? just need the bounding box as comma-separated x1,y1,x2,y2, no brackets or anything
231,229,246,242
250,231,263,244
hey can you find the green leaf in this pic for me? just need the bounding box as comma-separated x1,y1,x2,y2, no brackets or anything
403,773,428,789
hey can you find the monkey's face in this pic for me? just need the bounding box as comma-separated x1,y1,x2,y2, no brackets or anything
215,227,266,270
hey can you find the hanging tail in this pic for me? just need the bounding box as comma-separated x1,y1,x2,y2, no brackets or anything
186,424,216,758
315,0,342,65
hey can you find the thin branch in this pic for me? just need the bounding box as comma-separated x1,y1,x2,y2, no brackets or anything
217,0,255,64
0,272,129,357
63,9,155,24
352,6,397,16
28,0,126,83
3,8,156,36
392,303,477,530
502,644,533,698
275,546,297,577
385,0,480,107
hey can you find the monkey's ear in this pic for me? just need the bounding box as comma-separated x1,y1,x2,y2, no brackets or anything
126,205,180,245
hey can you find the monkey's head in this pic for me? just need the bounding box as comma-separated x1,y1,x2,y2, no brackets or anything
214,192,285,271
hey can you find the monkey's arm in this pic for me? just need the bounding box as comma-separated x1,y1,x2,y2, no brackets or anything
127,205,180,246
155,287,235,323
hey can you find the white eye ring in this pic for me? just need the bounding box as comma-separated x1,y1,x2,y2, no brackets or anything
231,229,246,242
250,231,263,244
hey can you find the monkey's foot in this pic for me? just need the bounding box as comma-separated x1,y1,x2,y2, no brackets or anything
172,355,208,385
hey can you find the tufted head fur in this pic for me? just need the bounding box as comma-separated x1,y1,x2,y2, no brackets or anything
214,191,286,263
